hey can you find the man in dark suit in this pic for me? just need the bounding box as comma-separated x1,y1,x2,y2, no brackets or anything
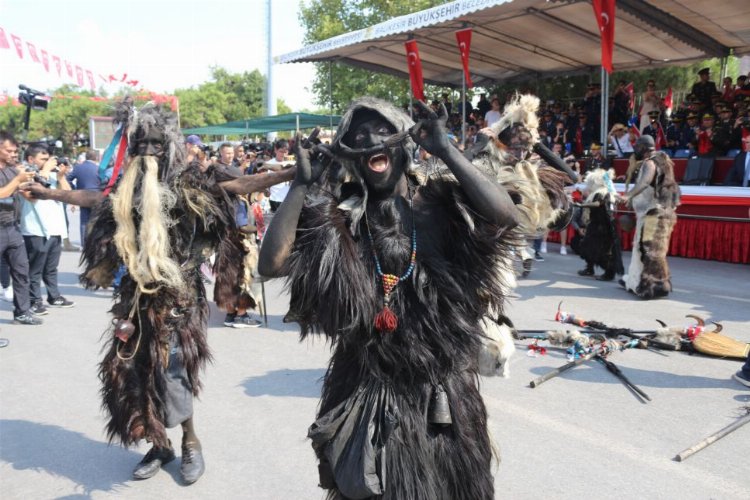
723,135,750,186
67,149,101,245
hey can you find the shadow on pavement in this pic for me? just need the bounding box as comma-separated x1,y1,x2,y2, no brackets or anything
528,363,740,390
0,419,139,497
241,368,325,398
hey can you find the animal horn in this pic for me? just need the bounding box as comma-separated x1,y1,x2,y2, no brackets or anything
710,322,723,333
685,315,705,327
656,319,667,327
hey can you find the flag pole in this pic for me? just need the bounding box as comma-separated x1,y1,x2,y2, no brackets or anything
461,79,466,148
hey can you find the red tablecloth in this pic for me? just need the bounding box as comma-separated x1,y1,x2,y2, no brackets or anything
547,186,750,264
612,158,734,185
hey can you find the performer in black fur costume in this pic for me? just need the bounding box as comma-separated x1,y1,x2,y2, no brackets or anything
619,135,681,299
259,97,520,499
22,101,295,484
577,168,624,281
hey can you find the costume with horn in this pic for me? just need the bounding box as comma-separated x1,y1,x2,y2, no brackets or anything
577,168,624,280
277,97,523,499
622,151,680,298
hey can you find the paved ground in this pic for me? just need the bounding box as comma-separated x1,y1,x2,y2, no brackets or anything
1,212,749,499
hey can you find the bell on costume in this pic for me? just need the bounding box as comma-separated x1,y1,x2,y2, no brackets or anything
427,384,452,426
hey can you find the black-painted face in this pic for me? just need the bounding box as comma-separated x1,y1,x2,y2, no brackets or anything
634,144,650,160
133,127,165,157
344,111,405,194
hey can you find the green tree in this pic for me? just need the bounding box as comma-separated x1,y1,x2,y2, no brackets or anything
175,67,291,129
299,0,447,112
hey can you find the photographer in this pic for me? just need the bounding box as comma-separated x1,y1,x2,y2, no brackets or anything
19,144,76,315
260,139,295,212
0,131,41,325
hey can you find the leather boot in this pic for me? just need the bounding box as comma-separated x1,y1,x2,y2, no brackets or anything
577,266,595,276
132,443,175,480
180,439,205,484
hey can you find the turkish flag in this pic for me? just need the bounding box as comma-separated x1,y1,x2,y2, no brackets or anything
625,82,634,111
404,40,425,101
455,28,473,88
86,70,96,90
53,55,61,76
26,42,40,63
0,27,10,49
65,60,73,77
40,49,49,72
75,65,84,87
592,0,615,73
11,34,23,58
655,122,667,151
664,86,673,111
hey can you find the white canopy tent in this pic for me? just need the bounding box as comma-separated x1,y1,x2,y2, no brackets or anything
277,0,750,87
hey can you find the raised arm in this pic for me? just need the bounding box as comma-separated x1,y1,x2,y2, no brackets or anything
410,101,519,229
219,168,295,195
257,134,325,278
21,182,104,207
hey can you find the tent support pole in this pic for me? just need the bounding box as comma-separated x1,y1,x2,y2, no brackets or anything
719,56,728,81
600,67,609,151
329,61,334,134
461,79,466,147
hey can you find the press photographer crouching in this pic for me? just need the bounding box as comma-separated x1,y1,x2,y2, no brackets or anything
0,130,41,325
19,143,76,315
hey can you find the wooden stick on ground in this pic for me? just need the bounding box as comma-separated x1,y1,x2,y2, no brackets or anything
674,411,750,462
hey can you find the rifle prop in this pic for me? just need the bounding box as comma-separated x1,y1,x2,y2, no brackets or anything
529,339,639,388
674,407,750,461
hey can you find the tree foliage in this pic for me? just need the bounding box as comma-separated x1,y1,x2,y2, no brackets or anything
299,0,447,112
175,66,291,129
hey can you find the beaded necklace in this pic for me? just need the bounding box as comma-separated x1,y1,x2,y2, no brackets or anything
364,187,417,334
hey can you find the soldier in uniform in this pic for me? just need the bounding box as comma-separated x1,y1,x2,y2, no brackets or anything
665,115,684,153
691,68,718,110
642,110,661,143
697,113,718,157
713,104,735,155
683,112,700,151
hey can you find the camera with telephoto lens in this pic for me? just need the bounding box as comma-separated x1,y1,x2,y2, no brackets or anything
25,166,51,188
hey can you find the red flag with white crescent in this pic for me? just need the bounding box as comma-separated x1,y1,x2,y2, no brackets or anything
404,40,425,102
10,34,23,58
455,28,473,88
655,122,667,151
64,60,73,77
664,86,673,112
86,70,96,90
26,42,40,63
0,27,10,49
592,0,616,73
75,65,84,87
41,49,49,72
52,55,61,76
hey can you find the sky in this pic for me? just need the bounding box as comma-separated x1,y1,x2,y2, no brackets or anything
0,0,317,111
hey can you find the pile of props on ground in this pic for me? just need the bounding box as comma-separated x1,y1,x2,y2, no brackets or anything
503,302,750,461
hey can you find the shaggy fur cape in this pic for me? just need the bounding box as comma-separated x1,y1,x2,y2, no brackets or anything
82,104,237,448
623,152,681,299
285,170,515,499
579,170,623,276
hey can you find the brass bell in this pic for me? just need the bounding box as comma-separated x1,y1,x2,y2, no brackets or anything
427,384,452,426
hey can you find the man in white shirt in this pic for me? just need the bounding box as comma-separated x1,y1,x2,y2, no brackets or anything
261,139,295,212
20,144,75,315
609,123,634,158
484,98,502,127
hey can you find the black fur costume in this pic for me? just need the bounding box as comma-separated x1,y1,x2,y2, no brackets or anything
283,99,515,499
81,104,237,448
579,190,624,277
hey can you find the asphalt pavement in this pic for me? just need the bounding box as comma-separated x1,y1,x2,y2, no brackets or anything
1,210,749,500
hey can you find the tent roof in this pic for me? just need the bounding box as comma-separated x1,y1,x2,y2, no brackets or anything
182,112,340,136
277,0,750,87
